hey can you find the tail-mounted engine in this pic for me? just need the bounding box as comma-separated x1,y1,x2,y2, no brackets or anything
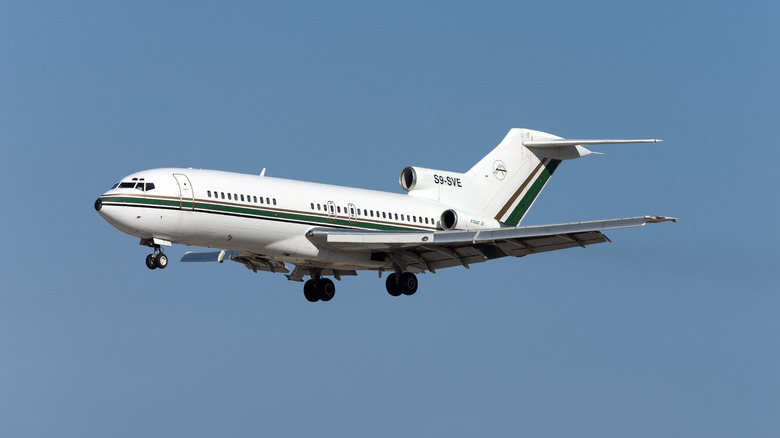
399,166,468,201
439,208,501,231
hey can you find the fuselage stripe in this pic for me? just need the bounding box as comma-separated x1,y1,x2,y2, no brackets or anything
100,195,433,232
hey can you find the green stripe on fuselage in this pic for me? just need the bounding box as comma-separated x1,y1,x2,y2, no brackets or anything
101,196,420,232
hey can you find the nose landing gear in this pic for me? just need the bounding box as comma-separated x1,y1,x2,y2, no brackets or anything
145,247,168,270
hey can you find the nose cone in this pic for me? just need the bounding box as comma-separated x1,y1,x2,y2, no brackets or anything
95,194,136,235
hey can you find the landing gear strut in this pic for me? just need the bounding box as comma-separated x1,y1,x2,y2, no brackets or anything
385,272,418,297
145,246,168,270
303,275,336,302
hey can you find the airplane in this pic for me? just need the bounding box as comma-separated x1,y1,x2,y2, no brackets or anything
94,128,676,302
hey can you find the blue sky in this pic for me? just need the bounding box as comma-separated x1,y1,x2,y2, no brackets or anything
1,1,778,436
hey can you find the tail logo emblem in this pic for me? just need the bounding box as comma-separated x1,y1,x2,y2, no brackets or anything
493,160,507,180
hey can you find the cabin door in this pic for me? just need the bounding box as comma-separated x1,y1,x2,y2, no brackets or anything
173,173,195,210
348,203,357,223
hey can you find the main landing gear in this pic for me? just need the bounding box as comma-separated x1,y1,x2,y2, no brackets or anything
303,276,336,303
385,272,418,297
301,272,419,302
145,247,168,270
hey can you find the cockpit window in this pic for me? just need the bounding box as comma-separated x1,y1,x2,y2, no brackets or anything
117,181,155,191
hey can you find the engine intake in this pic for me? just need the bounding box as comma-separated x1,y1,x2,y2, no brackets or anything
400,167,417,191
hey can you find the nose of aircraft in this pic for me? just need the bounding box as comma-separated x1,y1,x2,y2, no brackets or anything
94,198,103,212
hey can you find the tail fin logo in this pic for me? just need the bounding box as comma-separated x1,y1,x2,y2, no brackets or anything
492,160,507,180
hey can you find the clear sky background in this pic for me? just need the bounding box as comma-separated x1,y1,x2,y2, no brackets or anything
1,1,778,437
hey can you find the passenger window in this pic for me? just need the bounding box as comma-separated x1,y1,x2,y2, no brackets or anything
228,193,232,200
382,212,386,219
241,194,245,202
266,197,270,204
311,203,315,210
253,196,257,203
207,190,212,197
317,204,321,210
260,197,264,204
370,210,374,217
337,206,341,213
425,217,429,224
273,198,276,205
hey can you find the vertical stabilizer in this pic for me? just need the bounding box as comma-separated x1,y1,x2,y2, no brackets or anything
438,128,562,226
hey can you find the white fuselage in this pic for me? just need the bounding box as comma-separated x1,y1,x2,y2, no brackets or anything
97,168,450,271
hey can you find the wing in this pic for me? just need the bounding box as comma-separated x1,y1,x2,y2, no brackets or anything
305,216,677,273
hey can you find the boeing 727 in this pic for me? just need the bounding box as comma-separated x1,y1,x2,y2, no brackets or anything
94,128,676,302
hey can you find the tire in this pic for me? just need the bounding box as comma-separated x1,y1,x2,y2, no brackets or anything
154,253,168,269
385,273,402,297
400,272,418,296
304,280,319,302
317,278,336,302
145,254,157,270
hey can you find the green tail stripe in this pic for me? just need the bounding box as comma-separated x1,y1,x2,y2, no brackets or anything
504,159,561,226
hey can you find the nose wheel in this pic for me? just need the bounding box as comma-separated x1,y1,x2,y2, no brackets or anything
145,248,168,270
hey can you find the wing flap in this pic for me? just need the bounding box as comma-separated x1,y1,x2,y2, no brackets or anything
181,250,290,274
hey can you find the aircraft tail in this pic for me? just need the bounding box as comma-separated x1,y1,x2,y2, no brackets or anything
402,129,660,227
454,128,563,226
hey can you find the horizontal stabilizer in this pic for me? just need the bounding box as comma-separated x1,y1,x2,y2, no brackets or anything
523,139,662,148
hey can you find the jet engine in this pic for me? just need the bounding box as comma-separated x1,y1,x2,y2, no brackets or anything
439,209,502,231
399,166,468,201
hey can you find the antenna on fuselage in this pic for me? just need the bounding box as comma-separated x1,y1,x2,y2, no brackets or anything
260,168,266,177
